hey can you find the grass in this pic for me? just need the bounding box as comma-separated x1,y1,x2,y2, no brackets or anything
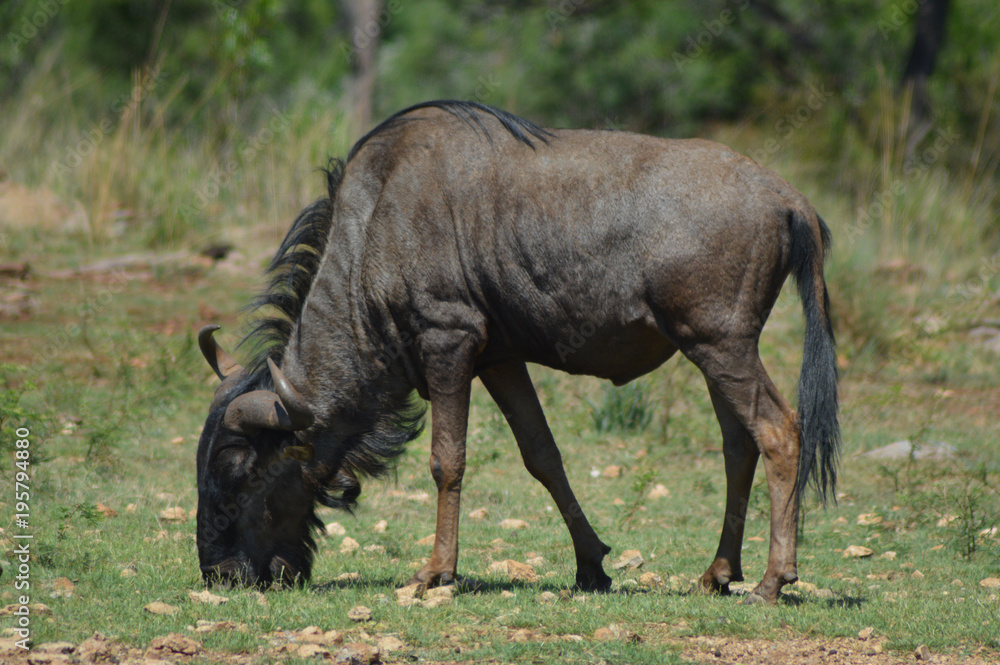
1,61,1000,663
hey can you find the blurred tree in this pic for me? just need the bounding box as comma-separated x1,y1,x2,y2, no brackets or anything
341,0,382,132
902,0,951,155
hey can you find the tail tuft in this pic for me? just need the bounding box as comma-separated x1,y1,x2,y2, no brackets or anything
790,211,841,505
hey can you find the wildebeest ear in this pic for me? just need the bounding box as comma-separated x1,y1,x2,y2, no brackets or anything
199,325,242,380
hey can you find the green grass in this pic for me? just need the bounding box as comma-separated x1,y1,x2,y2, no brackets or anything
1,244,998,663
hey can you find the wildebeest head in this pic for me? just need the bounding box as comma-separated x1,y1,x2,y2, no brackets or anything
195,326,355,588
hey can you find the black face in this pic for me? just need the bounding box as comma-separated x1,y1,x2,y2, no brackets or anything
195,408,319,588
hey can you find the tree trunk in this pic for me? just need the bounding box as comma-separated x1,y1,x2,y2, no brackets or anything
901,0,950,155
342,0,382,134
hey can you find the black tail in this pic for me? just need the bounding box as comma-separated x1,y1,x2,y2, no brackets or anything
789,211,841,505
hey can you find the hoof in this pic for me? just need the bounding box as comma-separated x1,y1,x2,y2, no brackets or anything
744,590,778,605
575,570,613,592
699,572,732,596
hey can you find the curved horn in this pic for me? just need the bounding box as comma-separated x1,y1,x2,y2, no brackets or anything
267,358,314,430
221,360,314,435
199,325,242,380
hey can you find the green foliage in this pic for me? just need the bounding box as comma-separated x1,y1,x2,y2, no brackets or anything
0,363,48,456
587,380,654,434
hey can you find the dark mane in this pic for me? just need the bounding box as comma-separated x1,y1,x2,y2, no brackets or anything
347,100,552,161
237,156,424,510
237,159,344,387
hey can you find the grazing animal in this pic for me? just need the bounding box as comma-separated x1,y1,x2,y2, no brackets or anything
195,100,840,603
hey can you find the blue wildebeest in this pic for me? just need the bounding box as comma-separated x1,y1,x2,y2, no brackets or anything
196,101,840,603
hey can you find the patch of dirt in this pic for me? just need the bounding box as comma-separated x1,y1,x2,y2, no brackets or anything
666,634,998,665
1,630,996,665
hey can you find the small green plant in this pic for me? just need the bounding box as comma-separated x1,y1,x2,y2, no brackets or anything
587,380,654,434
0,363,48,455
618,468,656,532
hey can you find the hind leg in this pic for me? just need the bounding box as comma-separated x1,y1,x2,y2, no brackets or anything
480,361,613,591
687,339,801,604
700,386,759,595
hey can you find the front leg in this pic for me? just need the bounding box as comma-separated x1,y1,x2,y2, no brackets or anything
407,334,476,589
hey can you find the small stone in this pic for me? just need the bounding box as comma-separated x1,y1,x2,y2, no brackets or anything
490,538,511,549
815,588,835,599
500,518,528,530
50,577,76,597
143,601,179,615
77,633,124,663
422,595,452,609
467,508,488,521
562,634,584,642
297,643,329,659
334,643,379,664
858,626,875,640
395,584,424,602
340,537,360,553
500,590,516,598
126,503,137,513
377,635,406,653
372,519,387,533
880,551,897,560
843,545,874,558
915,644,932,660
512,628,533,642
638,572,664,588
188,589,227,605
792,580,818,594
159,507,187,522
937,515,958,527
489,559,538,583
416,533,436,546
929,544,945,551
648,484,670,499
195,620,245,634
364,544,386,554
594,624,639,643
96,503,117,518
612,497,625,506
525,556,546,568
856,513,881,526
979,577,1000,588
612,549,644,570
912,570,925,579
347,605,372,622
120,567,138,579
602,465,622,478
406,491,431,504
336,572,361,582
33,642,75,654
326,522,346,536
145,633,201,658
425,585,455,599
537,591,558,603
